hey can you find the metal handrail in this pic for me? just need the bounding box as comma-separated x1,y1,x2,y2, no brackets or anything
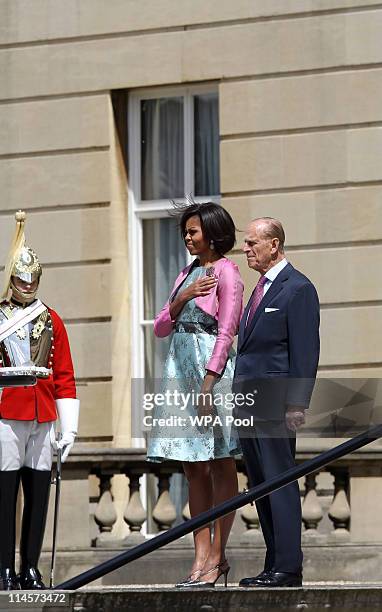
56,423,382,590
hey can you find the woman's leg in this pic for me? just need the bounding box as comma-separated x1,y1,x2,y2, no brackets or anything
201,457,238,578
182,461,213,574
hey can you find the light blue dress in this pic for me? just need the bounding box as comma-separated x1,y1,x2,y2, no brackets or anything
146,266,241,463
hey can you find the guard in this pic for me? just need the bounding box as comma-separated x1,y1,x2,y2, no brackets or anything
0,211,79,590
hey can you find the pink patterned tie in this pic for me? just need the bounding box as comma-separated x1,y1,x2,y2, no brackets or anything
246,275,267,327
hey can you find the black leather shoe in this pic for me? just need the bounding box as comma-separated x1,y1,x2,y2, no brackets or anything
18,567,46,590
0,568,19,590
254,571,302,588
239,570,274,587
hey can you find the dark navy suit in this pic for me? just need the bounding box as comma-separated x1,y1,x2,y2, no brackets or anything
234,262,320,574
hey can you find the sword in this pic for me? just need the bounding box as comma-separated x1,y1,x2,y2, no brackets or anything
50,434,62,589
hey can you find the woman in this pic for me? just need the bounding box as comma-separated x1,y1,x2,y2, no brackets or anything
146,201,244,588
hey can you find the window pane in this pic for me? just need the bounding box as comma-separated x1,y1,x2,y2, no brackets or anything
142,217,188,381
194,92,220,196
141,97,184,200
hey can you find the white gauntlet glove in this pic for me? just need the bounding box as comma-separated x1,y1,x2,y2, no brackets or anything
55,398,80,462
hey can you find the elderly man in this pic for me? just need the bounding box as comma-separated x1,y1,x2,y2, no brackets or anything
234,217,320,588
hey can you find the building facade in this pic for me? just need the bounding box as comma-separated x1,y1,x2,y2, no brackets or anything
0,0,381,578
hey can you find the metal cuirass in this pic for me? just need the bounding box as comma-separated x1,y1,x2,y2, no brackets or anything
0,302,53,368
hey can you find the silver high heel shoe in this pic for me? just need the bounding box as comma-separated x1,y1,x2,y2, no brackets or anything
182,561,230,588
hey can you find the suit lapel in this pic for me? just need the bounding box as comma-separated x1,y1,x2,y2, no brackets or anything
239,263,293,352
238,286,255,347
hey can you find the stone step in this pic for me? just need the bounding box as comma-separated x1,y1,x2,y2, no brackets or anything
1,584,379,612
2,584,382,611
73,584,382,612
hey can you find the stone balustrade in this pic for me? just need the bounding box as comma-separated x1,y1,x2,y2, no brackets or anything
47,437,382,551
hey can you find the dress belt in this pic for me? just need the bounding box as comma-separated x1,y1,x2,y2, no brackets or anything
175,321,218,335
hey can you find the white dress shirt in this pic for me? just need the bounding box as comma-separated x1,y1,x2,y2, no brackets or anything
245,258,288,326
263,258,288,296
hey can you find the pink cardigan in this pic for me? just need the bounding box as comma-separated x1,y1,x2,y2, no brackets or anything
154,257,244,375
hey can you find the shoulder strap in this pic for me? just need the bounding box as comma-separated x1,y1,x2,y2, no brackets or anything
0,299,47,342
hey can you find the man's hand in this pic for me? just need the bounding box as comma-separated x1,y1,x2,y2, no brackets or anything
55,398,80,462
56,432,76,462
285,406,306,432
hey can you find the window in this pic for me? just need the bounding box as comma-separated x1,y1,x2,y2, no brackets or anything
128,85,220,444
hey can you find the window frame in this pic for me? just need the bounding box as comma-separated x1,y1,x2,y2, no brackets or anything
128,84,220,441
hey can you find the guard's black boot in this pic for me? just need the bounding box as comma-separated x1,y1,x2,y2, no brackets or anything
19,467,51,590
0,568,19,591
18,566,46,590
0,470,21,590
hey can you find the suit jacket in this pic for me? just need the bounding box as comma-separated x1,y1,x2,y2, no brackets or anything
0,307,77,423
154,257,244,375
233,262,320,420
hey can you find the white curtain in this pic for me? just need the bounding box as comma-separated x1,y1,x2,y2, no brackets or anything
141,98,184,200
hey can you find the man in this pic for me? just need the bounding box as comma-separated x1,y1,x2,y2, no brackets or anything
0,211,79,590
234,217,320,588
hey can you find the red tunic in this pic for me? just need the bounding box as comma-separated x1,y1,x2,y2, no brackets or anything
0,308,76,423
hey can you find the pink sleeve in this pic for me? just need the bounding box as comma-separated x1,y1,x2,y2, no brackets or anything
153,270,185,338
206,264,244,375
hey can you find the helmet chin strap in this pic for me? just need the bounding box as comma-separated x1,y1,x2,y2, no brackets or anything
10,279,38,306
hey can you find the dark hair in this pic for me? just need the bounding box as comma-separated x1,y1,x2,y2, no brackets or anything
173,201,236,255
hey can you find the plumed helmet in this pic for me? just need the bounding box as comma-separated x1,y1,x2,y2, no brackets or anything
2,210,42,303
12,245,42,283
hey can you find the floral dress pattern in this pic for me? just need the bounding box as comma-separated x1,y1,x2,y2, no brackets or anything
146,266,241,462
